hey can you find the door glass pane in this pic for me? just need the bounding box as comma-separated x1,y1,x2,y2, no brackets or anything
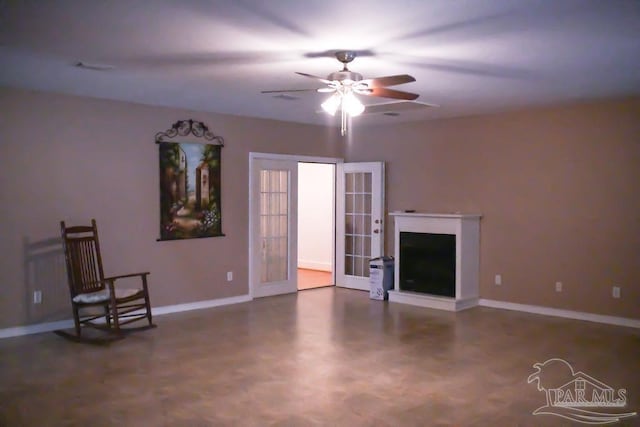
364,173,372,192
346,194,354,213
345,214,353,234
346,173,355,192
343,171,373,278
269,170,279,192
355,215,363,235
355,173,364,192
355,257,364,276
260,170,268,192
260,169,289,283
355,194,364,213
364,214,371,235
354,236,363,262
345,255,354,275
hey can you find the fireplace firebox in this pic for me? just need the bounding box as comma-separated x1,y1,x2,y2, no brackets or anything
399,232,456,297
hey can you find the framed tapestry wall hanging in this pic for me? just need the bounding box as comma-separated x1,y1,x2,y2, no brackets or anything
156,120,225,240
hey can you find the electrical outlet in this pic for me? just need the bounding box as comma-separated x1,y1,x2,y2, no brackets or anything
494,274,502,286
612,286,621,299
555,281,563,292
226,271,233,282
33,290,42,304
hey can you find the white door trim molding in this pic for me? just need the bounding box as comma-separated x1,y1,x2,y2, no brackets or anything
249,152,344,164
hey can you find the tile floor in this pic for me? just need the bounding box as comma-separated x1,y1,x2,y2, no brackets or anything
1,287,638,426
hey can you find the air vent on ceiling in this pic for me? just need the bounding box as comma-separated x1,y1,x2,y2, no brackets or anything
75,61,116,71
383,112,400,117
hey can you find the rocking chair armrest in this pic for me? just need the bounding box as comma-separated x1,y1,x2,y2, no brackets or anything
103,272,150,281
103,272,151,293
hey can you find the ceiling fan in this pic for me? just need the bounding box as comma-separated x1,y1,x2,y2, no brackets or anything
261,51,420,135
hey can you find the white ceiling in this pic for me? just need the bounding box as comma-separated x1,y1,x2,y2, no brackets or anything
1,0,639,128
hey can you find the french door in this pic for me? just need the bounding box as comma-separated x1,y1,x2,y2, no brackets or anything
336,162,385,290
249,158,298,297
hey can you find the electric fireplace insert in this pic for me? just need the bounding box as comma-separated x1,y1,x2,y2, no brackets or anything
399,232,456,297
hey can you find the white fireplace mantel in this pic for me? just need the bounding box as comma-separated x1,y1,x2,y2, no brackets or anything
389,212,482,311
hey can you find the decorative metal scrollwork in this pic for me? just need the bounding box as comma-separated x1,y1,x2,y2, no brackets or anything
155,119,224,146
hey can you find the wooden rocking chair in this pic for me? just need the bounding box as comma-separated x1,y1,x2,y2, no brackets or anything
55,219,155,343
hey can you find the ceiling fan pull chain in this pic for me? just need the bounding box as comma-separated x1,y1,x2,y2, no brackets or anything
341,107,348,136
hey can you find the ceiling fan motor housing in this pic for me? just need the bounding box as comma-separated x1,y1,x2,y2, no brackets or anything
327,70,363,83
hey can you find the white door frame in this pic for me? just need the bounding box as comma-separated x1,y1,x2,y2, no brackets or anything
248,153,342,298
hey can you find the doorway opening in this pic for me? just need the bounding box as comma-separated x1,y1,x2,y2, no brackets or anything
249,152,383,298
297,162,335,290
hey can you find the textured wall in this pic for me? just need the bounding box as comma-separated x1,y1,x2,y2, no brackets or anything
2,86,638,329
346,98,640,319
0,87,342,328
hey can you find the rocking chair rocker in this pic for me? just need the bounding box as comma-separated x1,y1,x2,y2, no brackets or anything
55,219,155,343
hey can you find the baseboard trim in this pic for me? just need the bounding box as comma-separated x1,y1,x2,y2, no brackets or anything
0,319,75,339
478,299,640,329
150,294,252,316
0,294,253,339
4,295,636,338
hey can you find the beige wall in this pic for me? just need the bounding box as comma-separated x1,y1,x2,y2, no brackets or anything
346,98,640,319
1,86,638,330
0,87,342,329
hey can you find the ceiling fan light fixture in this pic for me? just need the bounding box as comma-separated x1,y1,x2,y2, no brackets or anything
321,92,341,116
343,91,365,116
264,50,419,136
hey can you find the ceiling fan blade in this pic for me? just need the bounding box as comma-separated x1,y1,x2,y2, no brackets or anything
261,88,323,94
359,74,416,88
363,101,439,115
364,88,419,101
295,72,332,84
